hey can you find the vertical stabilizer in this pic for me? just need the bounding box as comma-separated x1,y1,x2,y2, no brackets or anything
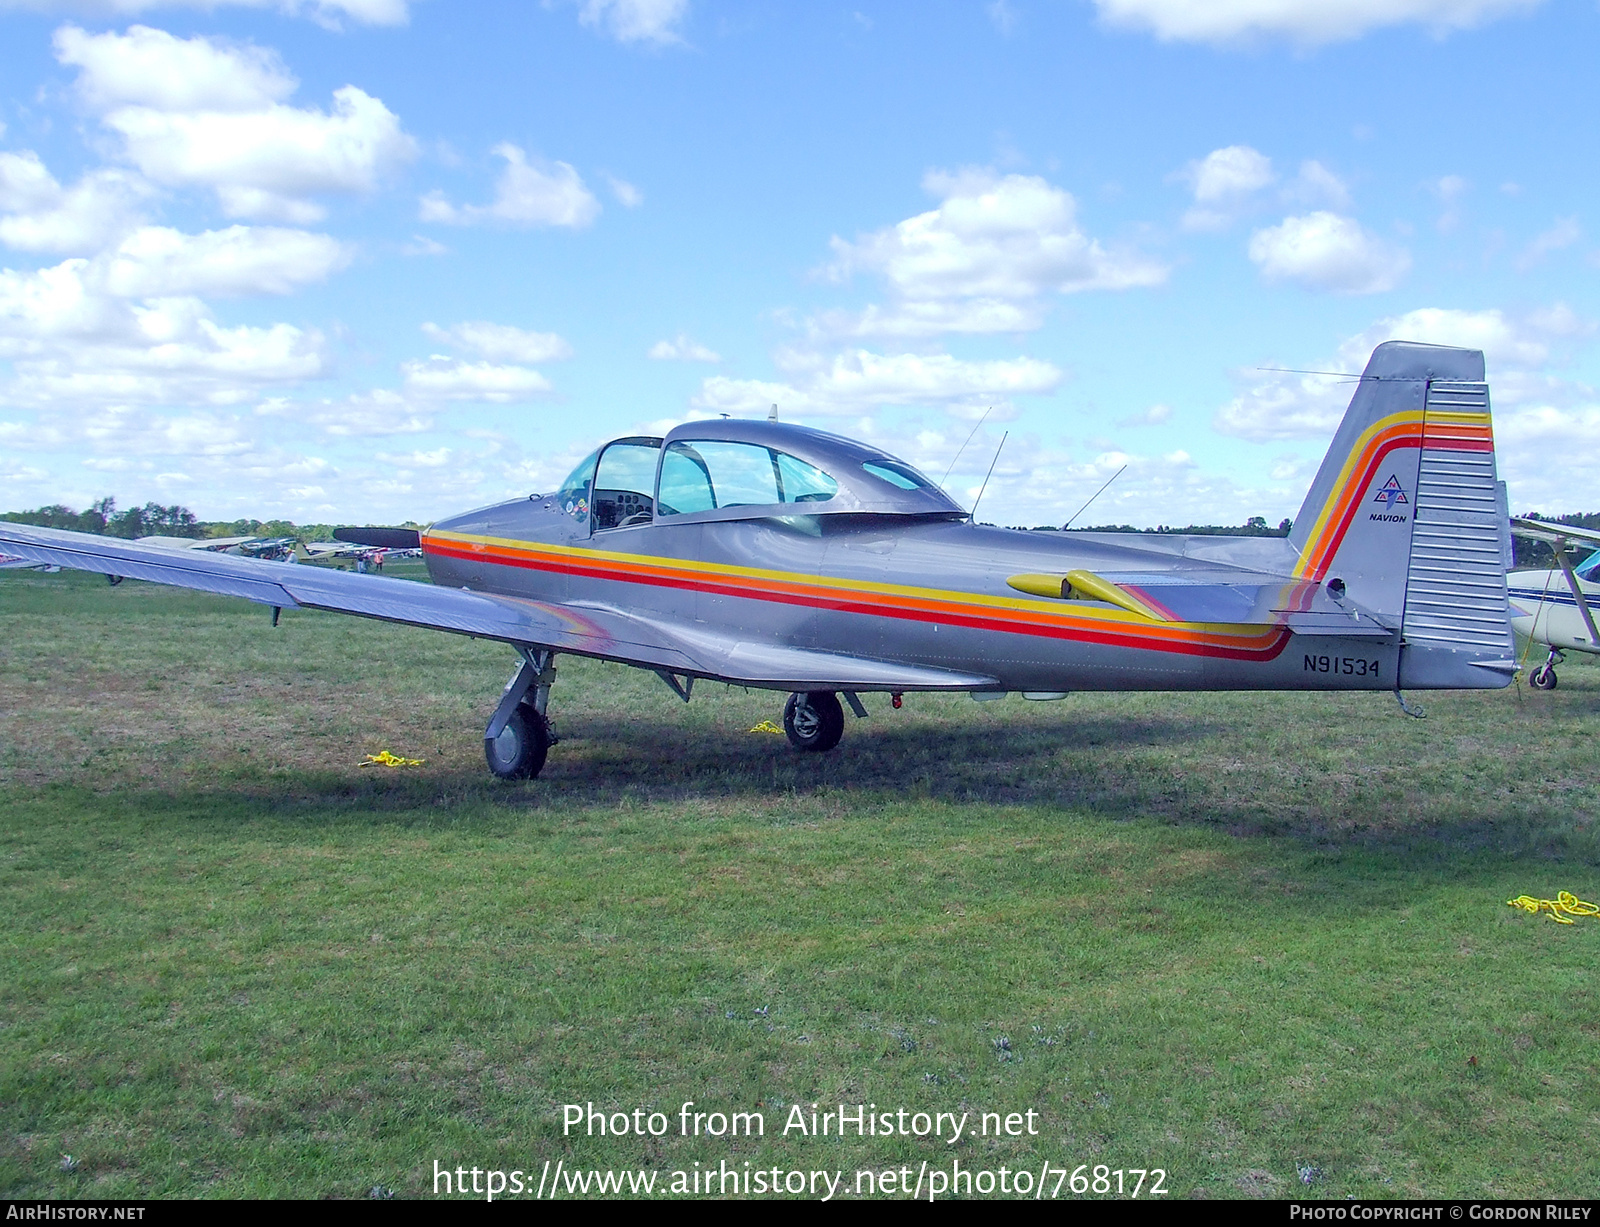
1288,340,1513,686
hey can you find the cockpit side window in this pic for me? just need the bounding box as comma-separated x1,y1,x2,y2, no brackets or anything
775,451,839,502
592,439,662,530
1577,548,1600,582
862,459,937,492
556,449,599,524
657,440,839,516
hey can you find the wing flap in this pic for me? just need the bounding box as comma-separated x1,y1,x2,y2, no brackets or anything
588,609,997,690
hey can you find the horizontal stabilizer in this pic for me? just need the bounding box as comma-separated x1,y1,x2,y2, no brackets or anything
1007,565,1397,636
1510,517,1600,548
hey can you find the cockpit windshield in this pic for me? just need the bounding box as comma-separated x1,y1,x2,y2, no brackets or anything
556,449,599,524
1576,549,1600,582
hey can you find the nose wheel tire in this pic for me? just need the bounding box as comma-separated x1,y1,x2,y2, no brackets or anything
485,703,551,779
783,691,845,752
1529,664,1559,691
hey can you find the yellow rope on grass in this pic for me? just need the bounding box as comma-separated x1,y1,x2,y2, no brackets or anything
1505,891,1600,924
748,720,786,736
359,750,424,768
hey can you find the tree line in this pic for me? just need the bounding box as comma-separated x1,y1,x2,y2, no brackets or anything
0,498,345,544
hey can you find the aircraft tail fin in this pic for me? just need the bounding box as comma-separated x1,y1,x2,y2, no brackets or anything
1288,340,1514,685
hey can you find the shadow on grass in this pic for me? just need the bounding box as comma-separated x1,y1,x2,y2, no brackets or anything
21,689,1600,869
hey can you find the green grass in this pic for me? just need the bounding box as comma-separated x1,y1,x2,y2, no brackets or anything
3,569,1599,1199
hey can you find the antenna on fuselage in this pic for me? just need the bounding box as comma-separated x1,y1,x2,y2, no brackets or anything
1061,463,1128,530
968,431,1008,525
768,403,778,422
940,407,991,491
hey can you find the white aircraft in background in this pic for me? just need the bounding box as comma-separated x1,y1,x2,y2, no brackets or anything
137,535,262,553
1507,517,1600,689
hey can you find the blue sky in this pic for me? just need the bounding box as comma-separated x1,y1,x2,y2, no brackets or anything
1,0,1597,528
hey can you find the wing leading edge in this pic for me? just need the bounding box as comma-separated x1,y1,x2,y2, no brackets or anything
0,523,996,692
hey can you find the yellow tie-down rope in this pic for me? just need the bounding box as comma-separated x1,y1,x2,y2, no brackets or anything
749,720,786,736
359,750,424,768
1505,891,1600,924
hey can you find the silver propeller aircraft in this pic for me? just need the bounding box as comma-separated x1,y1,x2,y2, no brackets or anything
0,341,1516,780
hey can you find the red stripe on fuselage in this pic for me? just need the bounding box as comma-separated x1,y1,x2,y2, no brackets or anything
422,537,1292,662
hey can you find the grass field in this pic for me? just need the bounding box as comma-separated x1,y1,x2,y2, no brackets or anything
3,566,1599,1200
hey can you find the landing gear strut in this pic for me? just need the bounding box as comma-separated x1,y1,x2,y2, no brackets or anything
1529,648,1563,691
783,691,845,752
485,649,558,779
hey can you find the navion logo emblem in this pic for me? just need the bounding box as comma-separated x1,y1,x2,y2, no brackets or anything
1370,474,1409,523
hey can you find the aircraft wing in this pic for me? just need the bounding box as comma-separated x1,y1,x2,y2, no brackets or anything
1510,517,1600,548
0,523,995,692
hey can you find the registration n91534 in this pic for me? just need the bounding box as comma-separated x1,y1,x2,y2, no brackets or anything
1303,654,1380,677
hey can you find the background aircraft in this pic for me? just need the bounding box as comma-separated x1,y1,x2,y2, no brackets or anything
1507,518,1600,689
0,341,1515,781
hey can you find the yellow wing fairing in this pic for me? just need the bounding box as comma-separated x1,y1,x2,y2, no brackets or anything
1006,570,1173,622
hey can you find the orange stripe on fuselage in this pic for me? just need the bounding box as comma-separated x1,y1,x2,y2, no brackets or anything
421,533,1293,663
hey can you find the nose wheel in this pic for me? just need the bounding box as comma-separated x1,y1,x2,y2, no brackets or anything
783,691,845,752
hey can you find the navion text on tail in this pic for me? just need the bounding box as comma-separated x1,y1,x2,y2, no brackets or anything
0,341,1517,781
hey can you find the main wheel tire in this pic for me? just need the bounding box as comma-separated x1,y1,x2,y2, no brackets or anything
485,703,551,779
1529,665,1559,691
783,691,845,752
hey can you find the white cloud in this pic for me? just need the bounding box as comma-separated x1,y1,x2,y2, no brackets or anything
269,387,433,436
1286,160,1351,211
56,23,296,112
603,173,643,207
986,0,1019,33
1090,0,1545,46
374,446,452,467
101,225,350,296
0,152,149,253
421,320,572,363
401,356,553,402
822,169,1165,336
0,257,330,408
1178,145,1273,230
4,2,407,28
57,25,416,222
0,406,252,455
578,0,688,44
694,348,1062,418
1247,211,1410,294
1433,174,1468,231
1117,403,1173,427
420,144,600,229
648,333,720,362
1213,305,1592,441
1189,146,1274,200
1516,216,1581,270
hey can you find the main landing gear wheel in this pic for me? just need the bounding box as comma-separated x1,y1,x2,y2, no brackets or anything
485,703,551,779
783,691,844,752
1529,664,1559,691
